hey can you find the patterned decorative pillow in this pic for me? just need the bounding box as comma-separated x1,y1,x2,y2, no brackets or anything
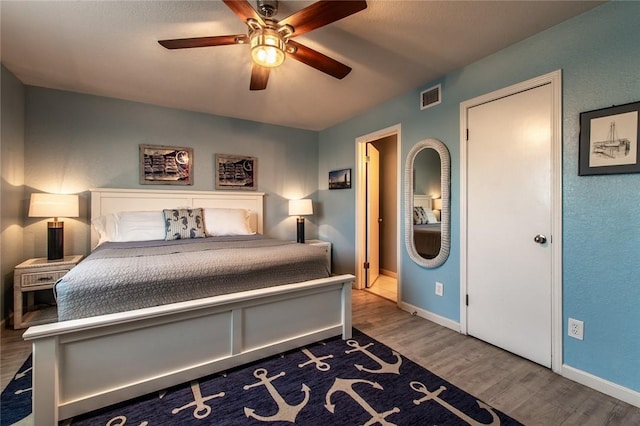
413,206,429,225
163,208,206,240
425,210,438,223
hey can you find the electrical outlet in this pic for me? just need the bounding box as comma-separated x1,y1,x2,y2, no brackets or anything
435,281,444,296
568,318,584,340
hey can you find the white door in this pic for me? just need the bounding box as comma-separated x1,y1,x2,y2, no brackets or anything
466,83,552,367
366,143,380,287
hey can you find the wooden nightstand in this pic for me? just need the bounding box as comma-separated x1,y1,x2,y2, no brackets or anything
13,254,83,329
305,239,332,273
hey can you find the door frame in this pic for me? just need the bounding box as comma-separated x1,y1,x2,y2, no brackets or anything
355,124,401,292
459,70,563,373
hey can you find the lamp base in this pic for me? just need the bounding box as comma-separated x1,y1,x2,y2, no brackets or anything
47,221,64,260
296,217,305,244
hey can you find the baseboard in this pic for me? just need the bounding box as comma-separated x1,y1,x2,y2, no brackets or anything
397,301,460,332
397,300,639,408
380,269,397,279
562,365,640,408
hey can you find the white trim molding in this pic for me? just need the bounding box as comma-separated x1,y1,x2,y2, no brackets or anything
397,301,460,332
354,124,402,292
563,365,640,408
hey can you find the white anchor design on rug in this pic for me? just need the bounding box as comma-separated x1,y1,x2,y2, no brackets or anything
345,339,403,374
410,381,501,426
13,364,32,396
5,332,521,425
105,416,148,426
298,347,334,371
243,367,310,422
325,377,400,425
171,380,225,419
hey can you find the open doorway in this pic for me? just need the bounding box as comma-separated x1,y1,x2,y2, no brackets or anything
355,125,401,302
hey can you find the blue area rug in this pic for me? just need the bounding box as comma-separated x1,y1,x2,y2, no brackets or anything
1,354,32,426
2,329,522,425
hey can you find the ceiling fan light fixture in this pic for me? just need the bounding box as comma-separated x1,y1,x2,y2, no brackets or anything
250,28,286,68
159,0,368,89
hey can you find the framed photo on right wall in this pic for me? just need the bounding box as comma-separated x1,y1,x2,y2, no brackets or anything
579,101,640,176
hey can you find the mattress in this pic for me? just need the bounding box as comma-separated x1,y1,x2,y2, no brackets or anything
54,235,330,321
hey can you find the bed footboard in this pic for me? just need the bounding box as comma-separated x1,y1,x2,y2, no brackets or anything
23,274,354,423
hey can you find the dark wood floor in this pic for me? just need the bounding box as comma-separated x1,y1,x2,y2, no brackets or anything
1,320,32,391
3,289,639,425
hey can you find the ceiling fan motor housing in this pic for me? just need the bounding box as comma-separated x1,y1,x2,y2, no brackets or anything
257,0,278,18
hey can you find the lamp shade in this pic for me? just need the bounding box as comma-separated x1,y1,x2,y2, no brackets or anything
29,193,79,219
288,199,313,216
433,198,442,211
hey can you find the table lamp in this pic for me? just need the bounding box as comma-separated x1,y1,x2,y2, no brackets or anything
29,193,79,260
433,197,442,221
288,199,313,243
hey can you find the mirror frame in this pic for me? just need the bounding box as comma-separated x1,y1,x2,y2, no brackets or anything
404,138,451,268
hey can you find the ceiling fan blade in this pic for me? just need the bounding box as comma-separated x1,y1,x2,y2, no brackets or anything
279,1,367,37
250,64,270,90
223,0,265,26
287,40,351,79
158,35,247,49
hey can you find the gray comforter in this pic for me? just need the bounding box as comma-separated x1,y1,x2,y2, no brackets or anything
55,236,329,321
414,223,441,259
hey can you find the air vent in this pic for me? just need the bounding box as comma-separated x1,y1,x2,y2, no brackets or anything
420,84,441,110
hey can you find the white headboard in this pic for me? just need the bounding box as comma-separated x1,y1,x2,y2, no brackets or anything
90,188,265,248
413,194,433,210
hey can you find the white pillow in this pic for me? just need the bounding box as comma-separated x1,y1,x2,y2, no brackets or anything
203,208,254,236
426,210,439,223
91,215,113,246
92,211,166,244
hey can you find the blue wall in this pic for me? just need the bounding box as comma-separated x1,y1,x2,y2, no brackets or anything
1,65,26,321
23,87,319,256
318,1,640,392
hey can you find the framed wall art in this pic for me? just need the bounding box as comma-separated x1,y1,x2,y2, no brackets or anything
579,101,640,176
215,154,257,190
329,168,351,189
140,144,193,185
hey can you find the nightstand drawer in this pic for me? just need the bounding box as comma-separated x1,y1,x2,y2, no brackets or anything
14,255,83,329
21,270,69,288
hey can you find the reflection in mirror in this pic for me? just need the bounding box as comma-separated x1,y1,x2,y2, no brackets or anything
405,139,450,268
413,147,441,259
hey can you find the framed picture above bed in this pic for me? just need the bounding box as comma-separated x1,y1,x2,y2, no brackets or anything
215,154,257,190
579,101,640,176
139,144,193,185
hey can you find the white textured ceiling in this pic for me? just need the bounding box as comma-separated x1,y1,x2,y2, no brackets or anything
1,1,603,130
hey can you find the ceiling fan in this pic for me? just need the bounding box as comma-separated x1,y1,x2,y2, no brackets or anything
158,0,367,90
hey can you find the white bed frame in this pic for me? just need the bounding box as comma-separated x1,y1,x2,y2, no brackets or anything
414,194,433,210
23,188,354,424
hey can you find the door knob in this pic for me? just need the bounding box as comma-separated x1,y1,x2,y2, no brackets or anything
534,234,547,244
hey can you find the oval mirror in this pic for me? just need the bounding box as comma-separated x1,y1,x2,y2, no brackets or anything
404,138,450,268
